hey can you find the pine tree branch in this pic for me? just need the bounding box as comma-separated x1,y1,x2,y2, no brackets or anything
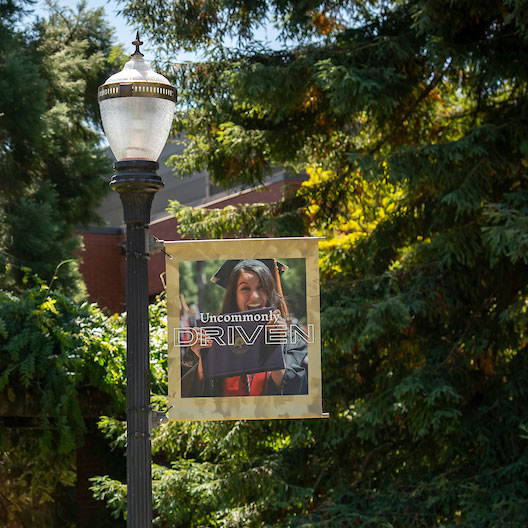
370,58,452,155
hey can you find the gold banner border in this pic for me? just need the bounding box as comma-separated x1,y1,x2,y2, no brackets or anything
165,237,325,421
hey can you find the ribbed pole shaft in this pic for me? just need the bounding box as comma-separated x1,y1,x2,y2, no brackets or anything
111,160,163,528
125,218,152,528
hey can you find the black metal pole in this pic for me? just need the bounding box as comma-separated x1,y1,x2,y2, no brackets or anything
110,160,163,528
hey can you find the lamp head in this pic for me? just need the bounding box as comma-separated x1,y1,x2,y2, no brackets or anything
98,33,176,162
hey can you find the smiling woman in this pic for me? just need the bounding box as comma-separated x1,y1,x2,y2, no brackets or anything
236,270,269,311
218,259,288,316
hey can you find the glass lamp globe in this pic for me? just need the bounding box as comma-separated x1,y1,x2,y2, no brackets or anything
98,34,176,162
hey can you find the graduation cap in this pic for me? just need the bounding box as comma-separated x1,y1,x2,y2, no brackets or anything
210,259,288,289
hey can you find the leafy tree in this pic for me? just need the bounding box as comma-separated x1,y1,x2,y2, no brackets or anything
0,279,116,526
0,272,168,525
89,0,528,526
0,0,123,297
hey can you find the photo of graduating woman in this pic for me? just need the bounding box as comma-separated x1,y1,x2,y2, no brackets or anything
179,258,310,398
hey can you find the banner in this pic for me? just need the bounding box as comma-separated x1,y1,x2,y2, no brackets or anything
165,237,325,421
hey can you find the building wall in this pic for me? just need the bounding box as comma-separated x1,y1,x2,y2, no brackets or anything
79,179,303,313
78,228,126,314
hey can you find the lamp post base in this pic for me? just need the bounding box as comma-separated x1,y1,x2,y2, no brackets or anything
111,159,163,528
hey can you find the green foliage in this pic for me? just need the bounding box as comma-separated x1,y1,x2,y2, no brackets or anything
482,190,528,267
0,0,120,296
168,195,308,239
94,416,324,527
0,282,169,524
1,281,109,456
90,475,128,521
0,427,77,527
0,282,108,524
2,183,87,300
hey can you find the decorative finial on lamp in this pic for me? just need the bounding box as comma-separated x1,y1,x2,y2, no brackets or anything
132,31,144,56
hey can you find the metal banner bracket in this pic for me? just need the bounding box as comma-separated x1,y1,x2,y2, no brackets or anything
150,410,169,431
148,235,173,259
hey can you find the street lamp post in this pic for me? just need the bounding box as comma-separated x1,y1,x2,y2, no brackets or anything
97,34,176,527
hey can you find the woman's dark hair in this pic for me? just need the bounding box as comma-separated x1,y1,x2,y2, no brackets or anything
221,261,288,317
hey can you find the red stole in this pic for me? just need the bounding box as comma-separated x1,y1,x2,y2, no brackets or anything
223,372,268,396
